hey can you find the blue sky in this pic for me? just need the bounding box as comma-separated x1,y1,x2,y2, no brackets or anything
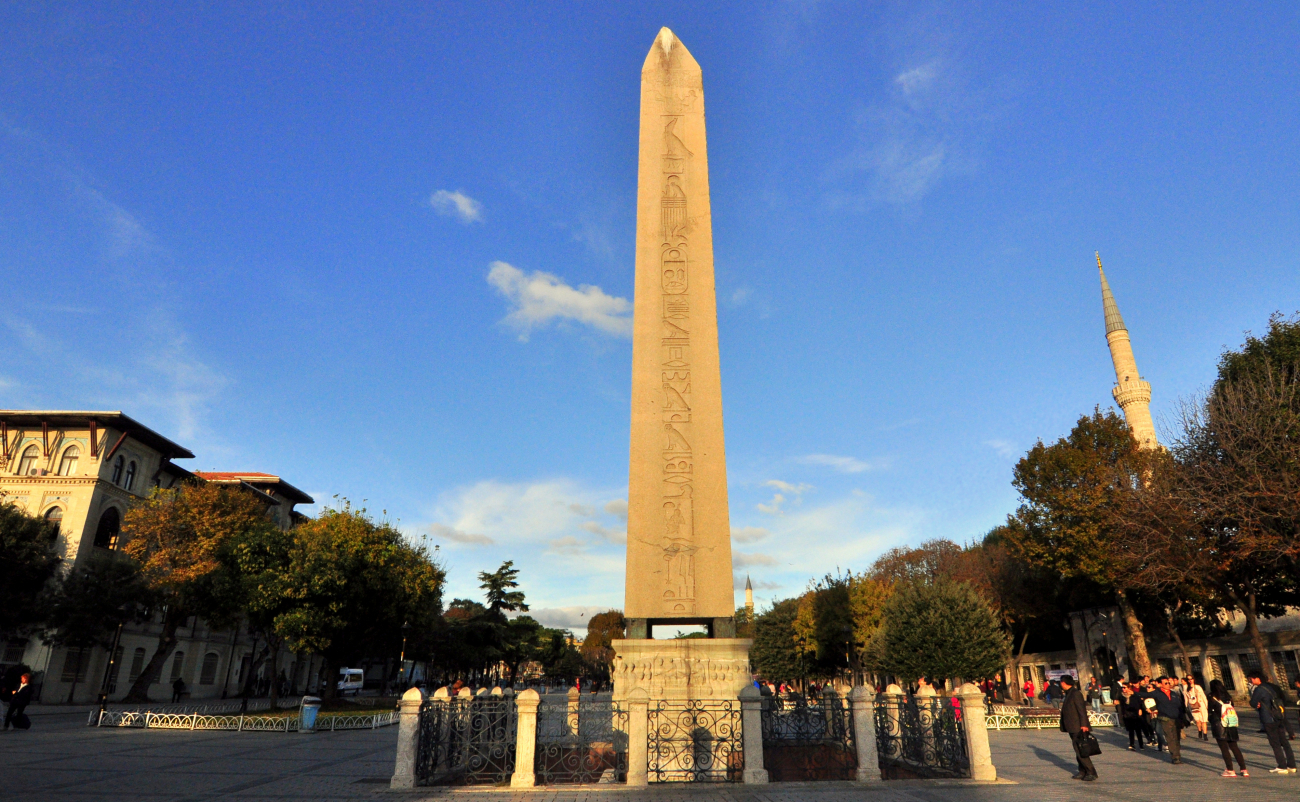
3,2,1299,635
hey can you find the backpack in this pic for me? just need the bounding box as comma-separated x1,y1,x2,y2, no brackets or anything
1220,702,1238,729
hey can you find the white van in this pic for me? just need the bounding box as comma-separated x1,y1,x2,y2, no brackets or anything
337,668,365,696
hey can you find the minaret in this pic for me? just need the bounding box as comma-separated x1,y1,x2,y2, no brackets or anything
744,574,754,616
1098,253,1158,449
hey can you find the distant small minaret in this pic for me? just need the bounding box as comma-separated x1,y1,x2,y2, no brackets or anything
744,574,754,615
1098,253,1158,449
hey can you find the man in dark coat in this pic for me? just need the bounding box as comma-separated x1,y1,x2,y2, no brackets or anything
1059,675,1096,780
1150,676,1187,763
1248,670,1297,773
4,673,34,730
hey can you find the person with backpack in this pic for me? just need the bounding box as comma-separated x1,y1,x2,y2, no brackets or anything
1248,670,1297,774
3,673,33,731
1207,679,1247,777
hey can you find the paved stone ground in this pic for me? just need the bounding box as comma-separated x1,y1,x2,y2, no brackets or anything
7,707,1300,801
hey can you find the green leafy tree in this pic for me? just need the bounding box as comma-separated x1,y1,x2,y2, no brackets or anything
1002,408,1154,677
500,615,543,686
479,561,528,619
0,498,61,639
580,610,624,687
750,598,801,684
875,579,1010,683
43,552,151,702
275,503,443,699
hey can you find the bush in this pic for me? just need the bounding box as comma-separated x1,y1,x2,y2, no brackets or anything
875,579,1009,683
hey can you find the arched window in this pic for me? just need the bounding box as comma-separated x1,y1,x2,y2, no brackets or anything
56,445,80,476
124,460,137,491
111,455,124,485
170,651,185,682
200,652,220,685
44,507,63,536
16,445,38,476
93,508,121,550
129,647,147,682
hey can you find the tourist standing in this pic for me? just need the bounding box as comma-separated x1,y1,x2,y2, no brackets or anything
1150,676,1187,764
1087,677,1102,713
3,673,33,730
1207,679,1247,777
1022,676,1035,706
1183,675,1209,741
1247,670,1297,774
1121,682,1146,750
1058,675,1097,781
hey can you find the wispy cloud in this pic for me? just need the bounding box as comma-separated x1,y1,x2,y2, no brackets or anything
735,552,780,567
429,189,484,224
428,522,494,546
523,605,614,633
797,453,880,473
487,261,632,340
984,439,1018,459
581,520,627,544
757,480,812,515
731,526,770,543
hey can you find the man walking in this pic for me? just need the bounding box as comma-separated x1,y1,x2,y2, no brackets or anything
1248,670,1297,774
1150,676,1187,764
1059,675,1097,781
3,673,33,731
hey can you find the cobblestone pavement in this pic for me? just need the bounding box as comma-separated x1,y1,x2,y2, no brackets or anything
7,709,1300,801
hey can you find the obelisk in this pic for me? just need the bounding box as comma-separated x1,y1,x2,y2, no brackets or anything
613,28,751,706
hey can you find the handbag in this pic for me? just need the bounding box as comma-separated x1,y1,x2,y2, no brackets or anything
1078,731,1102,757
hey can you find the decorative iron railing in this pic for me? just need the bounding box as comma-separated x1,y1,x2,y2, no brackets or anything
874,695,969,779
535,700,629,784
760,692,857,781
417,697,516,786
647,699,742,783
984,705,1119,730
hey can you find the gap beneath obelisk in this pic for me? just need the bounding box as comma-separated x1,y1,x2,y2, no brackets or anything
611,28,751,707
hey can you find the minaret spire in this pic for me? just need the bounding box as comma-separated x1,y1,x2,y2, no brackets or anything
1097,253,1158,449
744,574,754,616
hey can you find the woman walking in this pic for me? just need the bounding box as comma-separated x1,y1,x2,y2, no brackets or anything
1183,675,1209,741
1208,679,1247,777
1121,682,1147,750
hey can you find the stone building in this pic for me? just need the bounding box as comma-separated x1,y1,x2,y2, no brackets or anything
0,410,319,704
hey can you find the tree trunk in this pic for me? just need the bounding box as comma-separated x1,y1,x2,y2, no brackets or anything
268,639,280,709
1114,589,1151,679
123,608,183,703
1009,629,1030,703
320,655,338,701
1163,605,1194,677
1226,587,1279,684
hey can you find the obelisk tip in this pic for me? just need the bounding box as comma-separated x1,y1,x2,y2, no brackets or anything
655,27,676,55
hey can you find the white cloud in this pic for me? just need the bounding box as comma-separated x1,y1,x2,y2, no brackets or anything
547,535,587,556
984,439,1018,459
581,521,627,544
731,526,769,543
797,454,878,473
735,552,779,567
487,261,632,341
604,499,628,521
429,189,484,224
765,479,812,494
757,480,811,515
525,605,615,633
428,522,494,546
895,60,941,96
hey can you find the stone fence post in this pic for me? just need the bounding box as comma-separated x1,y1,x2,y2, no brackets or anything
567,686,580,737
956,683,996,781
849,686,881,782
390,686,426,789
510,689,540,788
739,685,769,783
626,688,649,786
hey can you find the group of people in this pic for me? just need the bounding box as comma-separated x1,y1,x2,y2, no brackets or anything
1059,670,1298,781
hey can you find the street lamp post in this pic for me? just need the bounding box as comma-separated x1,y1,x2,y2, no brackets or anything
397,621,411,691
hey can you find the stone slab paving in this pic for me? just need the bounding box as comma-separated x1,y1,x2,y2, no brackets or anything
6,710,1299,801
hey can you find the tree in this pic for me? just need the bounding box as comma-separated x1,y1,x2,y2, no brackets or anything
220,520,296,706
869,540,963,586
500,616,543,686
0,498,61,639
43,551,151,702
274,502,443,699
874,580,1010,684
479,561,527,619
580,610,625,688
120,482,274,701
750,598,801,684
1002,409,1154,677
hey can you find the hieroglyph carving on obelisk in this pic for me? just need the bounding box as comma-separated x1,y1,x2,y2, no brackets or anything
625,28,734,622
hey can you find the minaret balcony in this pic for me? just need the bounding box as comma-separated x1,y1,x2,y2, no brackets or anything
1112,380,1152,407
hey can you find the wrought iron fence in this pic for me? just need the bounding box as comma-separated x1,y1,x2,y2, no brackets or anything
760,692,857,781
535,700,629,784
984,705,1119,730
416,697,516,786
647,699,742,783
874,695,969,779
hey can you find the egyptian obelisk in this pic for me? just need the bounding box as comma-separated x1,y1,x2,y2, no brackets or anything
613,28,751,707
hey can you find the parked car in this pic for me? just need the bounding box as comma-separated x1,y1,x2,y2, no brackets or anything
337,668,365,696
